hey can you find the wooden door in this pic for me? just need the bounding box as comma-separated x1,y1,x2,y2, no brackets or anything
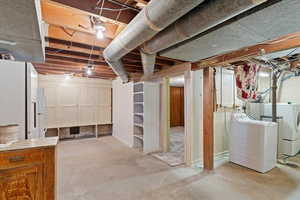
0,164,44,200
170,87,184,127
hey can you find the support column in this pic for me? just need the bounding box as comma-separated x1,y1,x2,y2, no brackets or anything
203,67,214,170
272,72,278,123
161,77,170,152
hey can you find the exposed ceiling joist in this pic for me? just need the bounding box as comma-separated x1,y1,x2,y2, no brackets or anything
49,0,139,24
47,25,111,48
42,1,127,39
37,0,180,79
45,37,179,66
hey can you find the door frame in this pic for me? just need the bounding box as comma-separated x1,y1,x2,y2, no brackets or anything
159,67,195,165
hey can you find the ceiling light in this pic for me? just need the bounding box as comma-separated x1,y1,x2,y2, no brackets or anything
86,68,92,75
95,23,106,32
86,66,94,76
96,30,104,39
93,17,106,32
64,74,73,80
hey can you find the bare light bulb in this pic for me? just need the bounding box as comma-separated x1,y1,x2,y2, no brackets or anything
64,74,71,80
96,30,104,39
95,24,106,32
86,68,93,76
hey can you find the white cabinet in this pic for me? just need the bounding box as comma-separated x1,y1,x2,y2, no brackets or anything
0,61,26,140
39,75,112,129
0,60,38,140
112,79,134,147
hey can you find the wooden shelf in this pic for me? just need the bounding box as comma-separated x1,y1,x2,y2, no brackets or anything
134,82,144,85
134,134,144,140
134,91,144,95
134,123,144,128
134,113,144,116
134,102,144,105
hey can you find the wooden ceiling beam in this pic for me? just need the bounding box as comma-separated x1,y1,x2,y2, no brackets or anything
46,44,173,68
44,57,144,72
45,54,106,65
45,49,102,62
50,0,138,24
47,25,111,48
34,63,117,76
47,42,103,55
36,66,115,76
36,69,116,79
42,1,120,39
45,54,153,70
137,62,192,82
193,31,300,70
46,37,181,66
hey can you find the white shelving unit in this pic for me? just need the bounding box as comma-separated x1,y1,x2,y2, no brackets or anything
133,82,160,153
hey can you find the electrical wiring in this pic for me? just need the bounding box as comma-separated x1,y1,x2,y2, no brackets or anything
95,7,130,12
115,0,130,21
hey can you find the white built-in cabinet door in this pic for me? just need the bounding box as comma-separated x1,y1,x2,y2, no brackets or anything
39,76,112,128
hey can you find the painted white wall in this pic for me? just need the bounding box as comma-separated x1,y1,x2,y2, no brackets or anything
0,60,26,140
215,68,243,107
169,75,184,87
257,72,300,104
185,69,233,167
112,78,134,147
279,75,300,103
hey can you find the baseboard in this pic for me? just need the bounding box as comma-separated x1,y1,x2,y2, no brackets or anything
191,151,229,168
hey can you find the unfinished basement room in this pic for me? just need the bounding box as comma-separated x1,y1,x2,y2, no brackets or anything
1,0,300,199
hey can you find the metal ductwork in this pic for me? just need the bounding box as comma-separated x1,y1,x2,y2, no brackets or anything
140,50,156,77
103,0,205,82
142,0,266,55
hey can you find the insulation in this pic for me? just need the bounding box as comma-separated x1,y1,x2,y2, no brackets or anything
161,0,300,62
142,0,266,54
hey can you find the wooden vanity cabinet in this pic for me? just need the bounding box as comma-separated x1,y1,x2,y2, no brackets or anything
0,147,56,200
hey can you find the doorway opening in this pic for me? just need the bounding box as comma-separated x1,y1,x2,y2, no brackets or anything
153,75,185,166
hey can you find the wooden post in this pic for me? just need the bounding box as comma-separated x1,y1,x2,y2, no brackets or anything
203,67,214,170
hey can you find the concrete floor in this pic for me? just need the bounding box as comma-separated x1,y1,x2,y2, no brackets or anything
152,126,185,166
58,136,300,200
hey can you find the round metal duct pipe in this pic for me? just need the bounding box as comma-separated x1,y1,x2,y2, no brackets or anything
103,0,205,82
142,0,267,55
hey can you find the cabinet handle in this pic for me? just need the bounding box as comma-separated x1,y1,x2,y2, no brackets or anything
9,155,25,163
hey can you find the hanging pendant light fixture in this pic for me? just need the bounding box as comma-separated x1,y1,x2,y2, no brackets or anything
91,16,106,40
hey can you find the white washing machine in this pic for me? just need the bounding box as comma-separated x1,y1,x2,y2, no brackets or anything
263,103,300,156
230,113,278,173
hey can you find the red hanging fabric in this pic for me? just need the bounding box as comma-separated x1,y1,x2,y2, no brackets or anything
235,63,260,102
